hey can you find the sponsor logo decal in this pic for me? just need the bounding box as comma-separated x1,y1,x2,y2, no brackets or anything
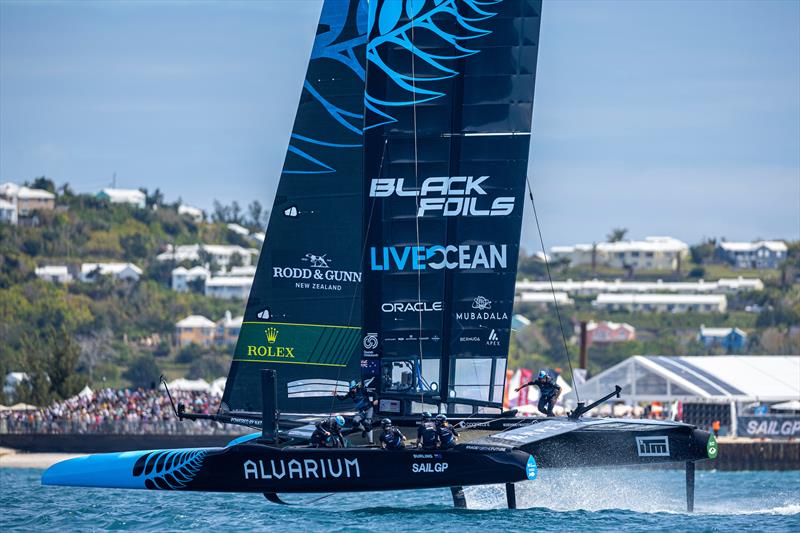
455,296,508,322
257,308,271,320
459,336,480,343
363,333,379,350
243,458,361,480
246,328,295,359
707,434,718,459
273,253,361,291
635,435,670,457
369,176,515,217
370,244,507,271
486,329,500,346
472,296,491,310
412,462,449,473
381,301,443,313
526,455,538,480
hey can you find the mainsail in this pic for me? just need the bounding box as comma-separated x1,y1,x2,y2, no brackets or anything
360,0,543,415
221,0,368,414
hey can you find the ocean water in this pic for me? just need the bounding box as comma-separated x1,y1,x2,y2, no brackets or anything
1,467,798,532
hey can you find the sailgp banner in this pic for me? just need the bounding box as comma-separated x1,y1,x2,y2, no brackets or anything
223,0,367,415
361,0,543,413
737,416,800,438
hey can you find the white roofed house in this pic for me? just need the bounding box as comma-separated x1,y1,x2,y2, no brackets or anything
716,240,788,269
171,265,210,292
80,262,143,282
205,276,253,300
96,188,146,208
515,291,573,306
177,204,204,222
551,236,689,271
515,277,764,295
0,198,18,225
593,293,727,313
216,310,243,346
175,315,216,347
0,182,56,216
35,265,73,283
157,244,258,268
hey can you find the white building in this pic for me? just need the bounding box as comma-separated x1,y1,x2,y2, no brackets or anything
0,182,56,216
717,240,788,269
551,236,689,271
593,293,727,313
226,223,250,236
515,276,763,295
0,198,17,225
171,265,211,292
156,244,258,267
516,291,574,306
97,188,146,208
205,276,253,300
223,265,257,277
80,262,143,282
177,204,204,222
35,265,73,283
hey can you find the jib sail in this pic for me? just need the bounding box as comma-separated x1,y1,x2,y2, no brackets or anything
361,0,543,415
222,0,368,414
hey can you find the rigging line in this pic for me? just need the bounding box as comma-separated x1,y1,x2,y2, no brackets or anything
410,14,426,408
327,139,389,419
524,175,580,403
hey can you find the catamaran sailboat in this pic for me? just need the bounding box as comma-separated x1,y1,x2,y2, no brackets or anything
42,0,716,510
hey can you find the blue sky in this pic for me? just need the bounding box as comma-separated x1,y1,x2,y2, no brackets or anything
1,0,798,250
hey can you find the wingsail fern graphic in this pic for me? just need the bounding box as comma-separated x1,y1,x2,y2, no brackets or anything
365,0,501,129
132,449,207,490
284,0,368,174
283,0,501,173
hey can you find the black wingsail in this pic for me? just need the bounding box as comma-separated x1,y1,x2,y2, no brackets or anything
222,0,368,415
361,0,543,415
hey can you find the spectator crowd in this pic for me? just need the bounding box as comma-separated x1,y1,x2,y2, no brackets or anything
0,387,238,435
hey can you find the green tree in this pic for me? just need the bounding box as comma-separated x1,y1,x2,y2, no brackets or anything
607,228,628,243
30,176,56,193
123,354,161,388
49,327,85,399
247,200,264,229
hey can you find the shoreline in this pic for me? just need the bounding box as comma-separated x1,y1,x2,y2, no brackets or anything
0,447,84,469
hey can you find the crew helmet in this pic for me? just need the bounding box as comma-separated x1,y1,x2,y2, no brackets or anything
334,415,346,427
349,380,358,389
421,411,432,421
381,418,392,429
435,414,447,425
538,369,548,379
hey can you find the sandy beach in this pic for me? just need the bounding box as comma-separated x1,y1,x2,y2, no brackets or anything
0,447,84,469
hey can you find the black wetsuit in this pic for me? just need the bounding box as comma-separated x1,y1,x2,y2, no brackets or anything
436,424,459,450
523,377,562,417
337,385,376,433
310,419,343,448
380,426,406,450
418,421,438,450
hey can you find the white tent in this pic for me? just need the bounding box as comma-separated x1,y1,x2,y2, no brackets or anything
209,377,227,397
167,378,210,392
771,399,800,411
566,355,800,404
78,385,93,399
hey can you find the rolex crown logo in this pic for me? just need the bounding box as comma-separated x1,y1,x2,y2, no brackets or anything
265,327,278,344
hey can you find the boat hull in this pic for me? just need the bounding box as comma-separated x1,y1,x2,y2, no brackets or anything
42,443,535,493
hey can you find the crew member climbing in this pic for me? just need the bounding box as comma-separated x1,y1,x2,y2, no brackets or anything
515,369,562,417
336,380,378,443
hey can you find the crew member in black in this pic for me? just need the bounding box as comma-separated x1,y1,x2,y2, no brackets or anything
416,411,438,450
336,380,378,443
379,418,407,450
310,415,345,448
435,414,459,450
515,369,562,417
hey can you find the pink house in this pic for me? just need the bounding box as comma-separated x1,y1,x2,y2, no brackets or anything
586,320,636,344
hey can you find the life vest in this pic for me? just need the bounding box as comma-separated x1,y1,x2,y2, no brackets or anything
420,422,438,448
380,427,405,449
